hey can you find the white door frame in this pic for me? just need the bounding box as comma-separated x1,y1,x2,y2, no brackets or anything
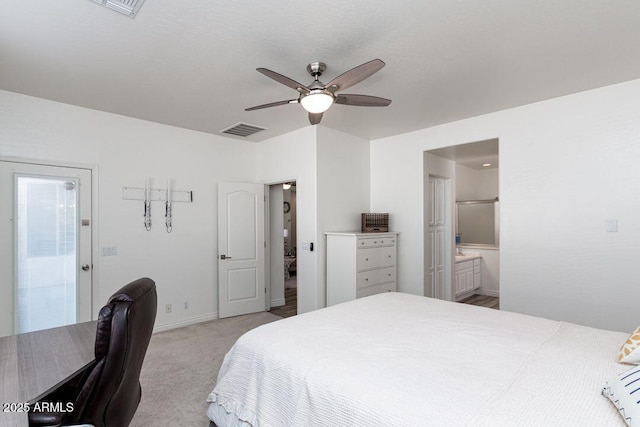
0,156,99,326
264,179,299,315
217,179,300,318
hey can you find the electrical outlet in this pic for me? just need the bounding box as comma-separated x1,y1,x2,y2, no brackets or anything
165,304,172,314
184,301,189,310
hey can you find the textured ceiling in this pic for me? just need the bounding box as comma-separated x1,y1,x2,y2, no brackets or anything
1,1,640,143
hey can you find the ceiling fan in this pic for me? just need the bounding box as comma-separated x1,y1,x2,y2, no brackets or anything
245,59,392,125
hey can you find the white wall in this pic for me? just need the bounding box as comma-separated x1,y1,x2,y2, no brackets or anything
0,93,365,322
257,126,370,311
316,126,370,308
456,165,498,200
0,90,258,331
372,79,640,333
256,127,319,313
5,77,639,334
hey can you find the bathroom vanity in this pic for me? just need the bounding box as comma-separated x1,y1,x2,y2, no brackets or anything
454,253,482,300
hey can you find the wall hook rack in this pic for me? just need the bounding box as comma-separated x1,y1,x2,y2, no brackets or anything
122,180,193,232
122,187,193,203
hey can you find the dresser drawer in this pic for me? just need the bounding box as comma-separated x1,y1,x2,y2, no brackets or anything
356,282,396,298
357,267,396,289
357,236,397,248
357,246,396,270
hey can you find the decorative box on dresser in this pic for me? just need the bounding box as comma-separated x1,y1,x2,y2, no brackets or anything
326,232,398,306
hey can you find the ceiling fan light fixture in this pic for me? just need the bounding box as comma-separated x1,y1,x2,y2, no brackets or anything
300,90,334,114
246,59,389,125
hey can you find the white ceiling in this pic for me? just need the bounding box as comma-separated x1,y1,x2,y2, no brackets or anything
429,139,499,170
1,0,640,143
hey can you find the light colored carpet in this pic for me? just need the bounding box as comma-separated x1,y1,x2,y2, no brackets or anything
130,311,282,427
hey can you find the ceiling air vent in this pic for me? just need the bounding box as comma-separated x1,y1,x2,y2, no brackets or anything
91,0,146,17
221,123,267,138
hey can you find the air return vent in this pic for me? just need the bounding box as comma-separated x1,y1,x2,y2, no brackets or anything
91,0,146,17
221,123,267,138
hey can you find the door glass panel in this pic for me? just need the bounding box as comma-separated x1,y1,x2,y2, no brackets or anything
15,176,78,334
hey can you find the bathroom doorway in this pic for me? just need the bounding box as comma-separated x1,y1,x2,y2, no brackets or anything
424,139,500,304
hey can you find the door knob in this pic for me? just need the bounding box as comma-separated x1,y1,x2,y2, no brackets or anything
81,264,90,271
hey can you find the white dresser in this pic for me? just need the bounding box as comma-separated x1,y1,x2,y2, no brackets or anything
326,232,398,306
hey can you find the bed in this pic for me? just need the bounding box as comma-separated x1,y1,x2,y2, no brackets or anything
207,292,637,426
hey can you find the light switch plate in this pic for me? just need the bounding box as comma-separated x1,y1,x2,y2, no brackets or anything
101,246,118,256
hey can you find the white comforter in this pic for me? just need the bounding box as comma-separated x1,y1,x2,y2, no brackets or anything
207,292,628,426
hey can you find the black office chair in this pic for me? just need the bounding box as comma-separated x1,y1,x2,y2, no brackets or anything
28,277,157,427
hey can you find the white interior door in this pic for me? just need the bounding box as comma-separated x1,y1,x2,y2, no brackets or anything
218,182,265,318
428,176,446,299
0,160,93,337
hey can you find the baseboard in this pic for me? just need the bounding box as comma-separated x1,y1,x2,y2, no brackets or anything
153,312,218,334
475,288,500,297
270,298,285,307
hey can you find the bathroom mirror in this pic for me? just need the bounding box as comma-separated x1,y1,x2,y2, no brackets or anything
456,198,499,247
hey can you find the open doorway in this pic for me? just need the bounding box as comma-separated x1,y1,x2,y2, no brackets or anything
268,181,297,318
424,139,500,308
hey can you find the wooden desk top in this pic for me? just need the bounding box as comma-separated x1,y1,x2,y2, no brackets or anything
0,321,97,426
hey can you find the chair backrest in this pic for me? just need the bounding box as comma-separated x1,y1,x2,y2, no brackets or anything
69,277,157,427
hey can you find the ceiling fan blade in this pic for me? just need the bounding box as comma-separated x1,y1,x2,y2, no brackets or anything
325,59,385,93
257,68,310,94
245,99,298,111
335,94,392,107
308,112,323,125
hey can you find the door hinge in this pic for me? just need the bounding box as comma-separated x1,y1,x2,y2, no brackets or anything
265,288,267,294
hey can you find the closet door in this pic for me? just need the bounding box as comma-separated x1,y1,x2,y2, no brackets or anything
428,176,446,299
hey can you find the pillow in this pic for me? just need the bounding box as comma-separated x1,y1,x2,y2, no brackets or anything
602,365,640,427
619,326,640,365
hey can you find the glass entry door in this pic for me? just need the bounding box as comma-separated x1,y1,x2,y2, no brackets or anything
0,161,93,337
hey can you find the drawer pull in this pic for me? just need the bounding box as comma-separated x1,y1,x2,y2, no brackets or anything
365,258,369,261
365,278,369,281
